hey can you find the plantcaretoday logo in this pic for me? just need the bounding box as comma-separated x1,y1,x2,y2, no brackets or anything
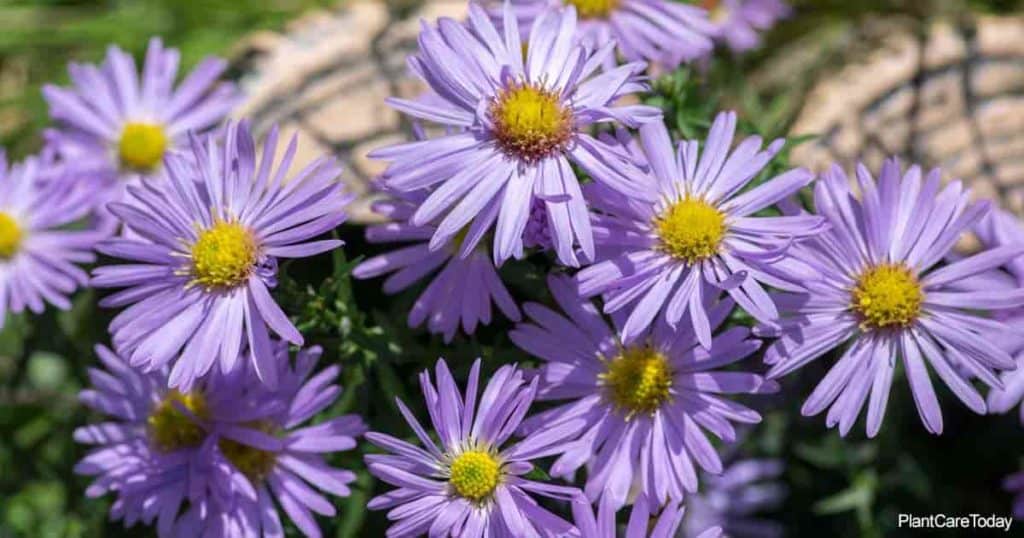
897,513,1013,532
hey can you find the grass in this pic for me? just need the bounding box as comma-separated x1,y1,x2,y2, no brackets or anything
0,0,334,158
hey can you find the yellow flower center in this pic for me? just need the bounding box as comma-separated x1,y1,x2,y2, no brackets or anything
118,122,168,171
191,221,259,289
851,263,924,330
0,212,23,259
601,346,673,416
655,197,726,263
218,429,278,484
147,390,208,452
566,0,619,18
490,83,572,162
449,450,501,502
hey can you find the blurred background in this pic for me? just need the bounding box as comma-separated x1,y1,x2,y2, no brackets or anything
1,1,1023,537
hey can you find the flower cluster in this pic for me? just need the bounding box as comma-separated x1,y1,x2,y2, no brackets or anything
12,38,367,537
92,121,352,391
12,0,1024,535
77,343,365,536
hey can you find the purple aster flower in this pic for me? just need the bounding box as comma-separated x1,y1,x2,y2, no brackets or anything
763,159,1024,436
92,121,352,391
353,194,521,342
43,38,239,187
701,0,790,53
74,344,213,535
0,154,103,325
682,459,786,538
365,358,580,537
571,494,722,538
493,0,713,69
173,342,367,538
512,274,777,509
576,113,823,347
374,4,661,267
77,342,364,537
974,209,1024,421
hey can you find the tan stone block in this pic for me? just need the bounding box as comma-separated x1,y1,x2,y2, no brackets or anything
923,21,968,69
987,135,1024,161
970,177,999,202
863,87,915,131
351,133,407,180
914,71,966,132
971,61,1024,98
995,161,1024,186
977,16,1024,57
235,2,389,117
788,143,836,175
861,145,887,173
259,123,334,182
873,120,912,154
941,148,982,180
305,77,398,141
916,119,972,161
831,120,863,158
976,97,1024,138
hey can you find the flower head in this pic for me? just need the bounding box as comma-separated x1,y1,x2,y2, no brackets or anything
353,194,521,342
180,344,367,538
0,154,103,326
75,343,365,538
92,121,352,390
365,358,580,537
44,38,239,184
974,209,1024,421
74,345,212,535
571,494,722,538
512,275,776,508
764,160,1024,436
577,112,822,347
374,5,661,267
497,0,714,69
683,458,786,538
701,0,790,53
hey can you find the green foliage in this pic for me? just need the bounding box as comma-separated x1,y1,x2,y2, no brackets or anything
0,0,332,158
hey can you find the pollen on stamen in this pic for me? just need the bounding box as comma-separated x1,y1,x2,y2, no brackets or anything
190,220,259,290
600,346,673,417
218,423,279,484
851,263,924,330
118,122,168,172
0,212,23,259
448,449,501,502
655,196,727,263
147,390,208,452
489,83,573,163
566,0,620,18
